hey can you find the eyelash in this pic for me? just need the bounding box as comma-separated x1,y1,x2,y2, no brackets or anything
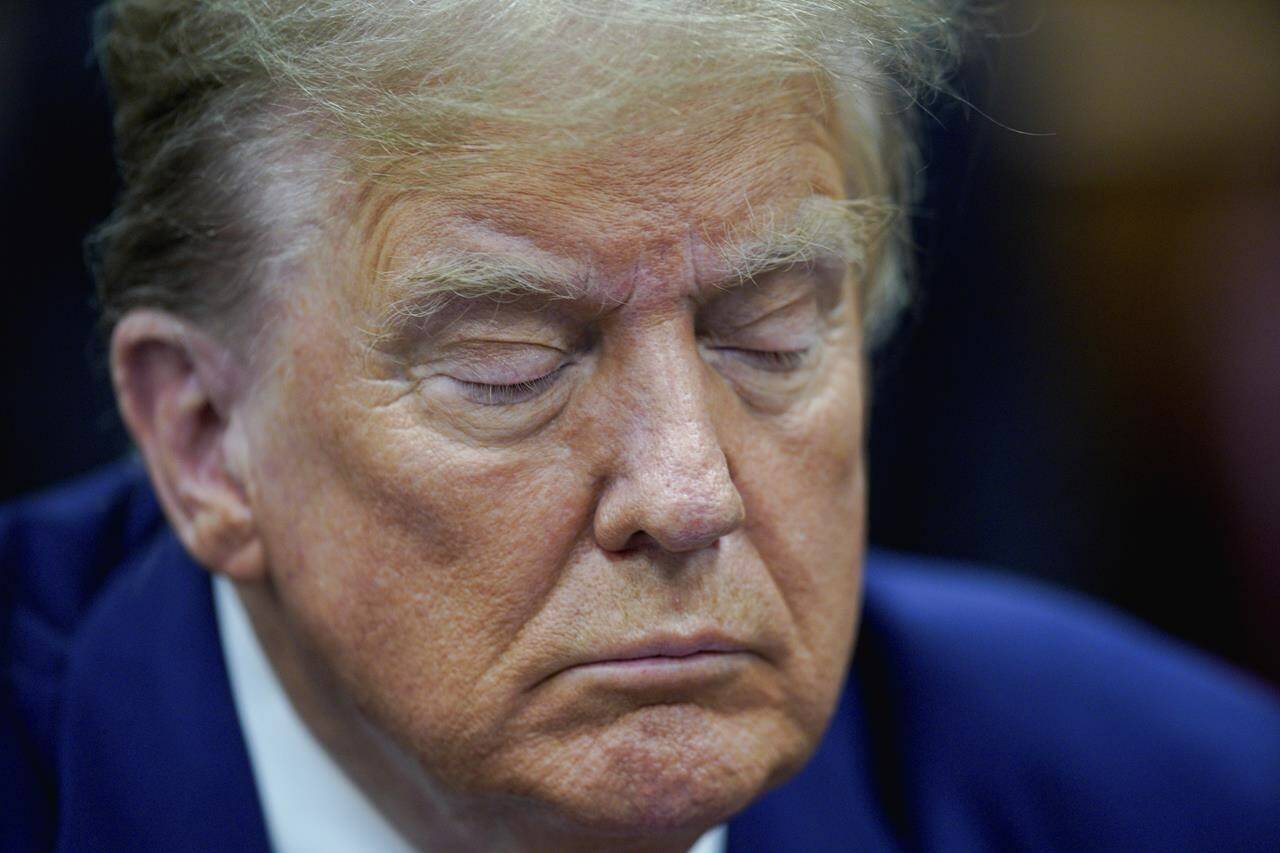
452,346,812,406
719,347,813,372
455,364,569,405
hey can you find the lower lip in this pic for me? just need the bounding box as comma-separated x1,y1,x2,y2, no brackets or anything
563,651,754,688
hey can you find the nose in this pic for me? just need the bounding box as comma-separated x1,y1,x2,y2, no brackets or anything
593,339,746,554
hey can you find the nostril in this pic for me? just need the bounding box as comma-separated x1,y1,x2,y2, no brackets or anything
595,482,744,554
620,530,656,552
646,497,744,553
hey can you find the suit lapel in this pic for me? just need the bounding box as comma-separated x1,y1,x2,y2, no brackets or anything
55,532,271,852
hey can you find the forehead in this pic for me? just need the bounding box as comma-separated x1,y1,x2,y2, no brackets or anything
336,97,849,318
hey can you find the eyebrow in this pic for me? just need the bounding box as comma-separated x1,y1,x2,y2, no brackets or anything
710,195,895,286
371,250,585,345
369,194,894,344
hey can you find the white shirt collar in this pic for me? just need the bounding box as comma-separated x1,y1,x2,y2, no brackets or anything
214,575,728,853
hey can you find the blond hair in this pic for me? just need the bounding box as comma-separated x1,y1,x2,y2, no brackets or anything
91,0,969,345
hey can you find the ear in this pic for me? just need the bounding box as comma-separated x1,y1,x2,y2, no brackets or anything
111,310,266,582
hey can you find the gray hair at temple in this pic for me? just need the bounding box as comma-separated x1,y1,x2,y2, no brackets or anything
89,0,971,348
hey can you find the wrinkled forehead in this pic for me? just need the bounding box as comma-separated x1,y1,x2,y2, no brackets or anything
335,95,858,316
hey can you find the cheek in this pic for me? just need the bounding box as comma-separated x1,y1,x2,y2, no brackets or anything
248,346,594,755
732,354,865,687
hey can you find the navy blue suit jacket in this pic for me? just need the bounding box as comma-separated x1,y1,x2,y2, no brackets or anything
4,461,1279,851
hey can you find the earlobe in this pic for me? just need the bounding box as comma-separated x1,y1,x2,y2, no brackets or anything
111,310,267,582
188,495,265,582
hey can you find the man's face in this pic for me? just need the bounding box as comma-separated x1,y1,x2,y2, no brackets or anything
239,96,868,835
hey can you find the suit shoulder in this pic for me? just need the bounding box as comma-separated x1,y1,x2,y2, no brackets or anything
2,460,164,743
857,549,1280,850
2,458,162,633
1,460,166,850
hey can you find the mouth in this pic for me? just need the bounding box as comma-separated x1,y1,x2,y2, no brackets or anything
548,634,762,690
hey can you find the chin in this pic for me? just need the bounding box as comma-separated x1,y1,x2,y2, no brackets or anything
510,703,813,837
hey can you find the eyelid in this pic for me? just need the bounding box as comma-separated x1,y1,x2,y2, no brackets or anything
728,297,820,337
711,345,815,373
450,362,571,406
699,298,823,358
699,285,828,343
440,341,567,384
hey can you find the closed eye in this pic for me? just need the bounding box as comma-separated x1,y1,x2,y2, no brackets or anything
713,346,813,372
451,363,571,405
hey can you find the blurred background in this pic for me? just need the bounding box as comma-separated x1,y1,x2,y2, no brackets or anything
2,1,1278,685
